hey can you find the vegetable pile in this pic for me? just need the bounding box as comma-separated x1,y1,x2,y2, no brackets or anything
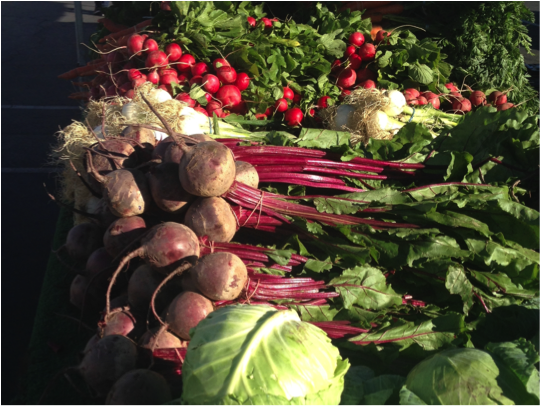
42,2,539,405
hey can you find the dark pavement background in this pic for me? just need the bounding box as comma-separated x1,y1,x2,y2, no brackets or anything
2,2,100,403
1,1,539,404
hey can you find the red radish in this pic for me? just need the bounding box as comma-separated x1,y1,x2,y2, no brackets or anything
177,73,189,84
194,106,209,116
127,34,145,56
293,92,302,104
264,107,273,117
179,141,236,197
340,89,351,100
357,43,376,61
345,45,356,57
125,89,134,99
452,97,472,113
331,60,342,72
417,96,428,105
495,93,507,106
145,51,168,69
375,29,390,45
469,90,486,107
192,252,248,300
349,32,365,47
216,66,237,84
131,75,147,88
317,96,332,108
247,16,256,27
309,108,316,117
283,87,294,100
235,72,250,91
497,102,514,111
165,43,182,62
191,62,208,77
118,82,133,96
255,113,267,120
213,58,231,70
207,100,225,117
189,75,203,87
261,17,273,29
177,54,195,74
229,100,248,115
175,93,196,108
407,98,419,106
147,70,160,85
337,67,356,89
349,54,363,70
143,38,159,53
123,60,138,71
204,93,212,102
285,107,304,126
161,1,171,11
216,85,242,108
202,74,220,93
184,197,237,242
359,79,376,89
445,82,459,93
166,291,214,340
106,369,172,405
488,91,503,105
356,68,377,83
274,98,288,113
158,68,178,77
404,88,420,99
422,91,440,109
161,75,179,93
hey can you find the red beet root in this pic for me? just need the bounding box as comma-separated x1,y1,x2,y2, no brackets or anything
165,291,214,339
184,197,237,242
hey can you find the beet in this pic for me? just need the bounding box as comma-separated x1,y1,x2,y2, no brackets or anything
70,275,89,309
152,137,175,161
61,223,104,262
192,252,247,301
105,369,172,405
164,143,184,164
234,161,259,188
149,163,195,213
165,291,214,339
89,165,152,218
106,222,200,317
101,308,136,337
121,125,157,159
178,141,236,197
184,197,237,242
82,247,115,278
79,335,137,397
128,265,182,312
103,216,147,258
139,327,187,350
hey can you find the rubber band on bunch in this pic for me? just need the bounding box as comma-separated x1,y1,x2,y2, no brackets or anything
408,107,416,123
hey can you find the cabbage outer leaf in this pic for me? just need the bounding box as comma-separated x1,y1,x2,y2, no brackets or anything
181,305,349,405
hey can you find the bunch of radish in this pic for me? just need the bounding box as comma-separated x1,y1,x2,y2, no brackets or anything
400,82,513,115
60,31,256,120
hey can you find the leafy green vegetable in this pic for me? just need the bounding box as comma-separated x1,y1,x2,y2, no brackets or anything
400,341,540,405
181,305,349,405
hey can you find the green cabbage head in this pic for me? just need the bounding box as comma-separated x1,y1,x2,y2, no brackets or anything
181,305,349,405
